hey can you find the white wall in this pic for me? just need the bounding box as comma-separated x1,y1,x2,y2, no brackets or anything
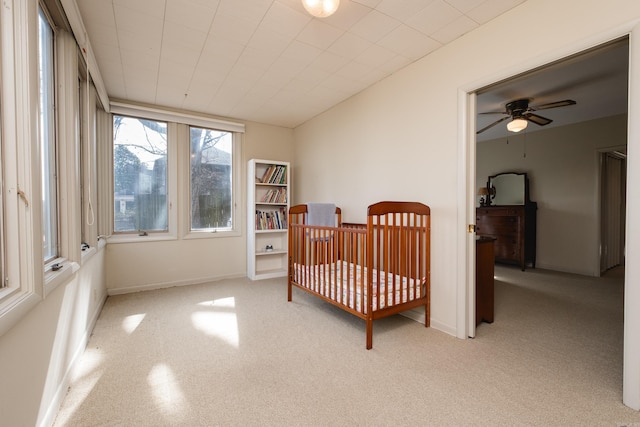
293,0,640,335
0,250,106,426
476,114,627,276
105,121,294,292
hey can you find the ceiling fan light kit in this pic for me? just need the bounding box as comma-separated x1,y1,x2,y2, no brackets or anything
477,98,577,134
507,118,528,132
302,0,340,18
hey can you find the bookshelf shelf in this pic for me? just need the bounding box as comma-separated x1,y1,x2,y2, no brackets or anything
247,159,290,280
256,249,287,256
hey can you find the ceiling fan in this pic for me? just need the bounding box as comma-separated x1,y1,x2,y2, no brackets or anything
477,98,577,134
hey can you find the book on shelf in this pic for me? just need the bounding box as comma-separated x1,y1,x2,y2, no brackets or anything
273,165,284,184
255,208,287,231
259,164,287,184
259,187,287,204
259,165,274,183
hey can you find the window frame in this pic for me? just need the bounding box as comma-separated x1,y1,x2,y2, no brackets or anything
109,114,177,243
107,102,244,244
0,0,93,336
0,0,43,337
79,69,101,261
0,124,4,293
40,8,82,296
187,125,237,235
38,5,58,265
96,107,112,242
181,123,241,240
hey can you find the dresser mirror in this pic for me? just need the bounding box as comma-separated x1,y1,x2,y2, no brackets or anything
488,172,528,206
478,171,536,270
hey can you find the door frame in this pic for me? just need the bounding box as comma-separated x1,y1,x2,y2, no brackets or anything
598,148,627,274
458,25,640,410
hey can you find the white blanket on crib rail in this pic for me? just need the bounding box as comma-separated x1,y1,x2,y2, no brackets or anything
292,261,423,313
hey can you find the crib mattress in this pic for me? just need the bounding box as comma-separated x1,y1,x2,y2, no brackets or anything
292,261,423,313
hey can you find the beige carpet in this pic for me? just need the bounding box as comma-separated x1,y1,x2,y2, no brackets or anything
54,265,640,426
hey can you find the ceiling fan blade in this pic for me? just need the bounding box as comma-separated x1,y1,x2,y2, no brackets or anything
533,99,576,110
477,116,510,134
479,111,508,115
524,112,552,126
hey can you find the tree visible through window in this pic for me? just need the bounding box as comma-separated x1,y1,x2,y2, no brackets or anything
113,115,168,233
190,127,232,231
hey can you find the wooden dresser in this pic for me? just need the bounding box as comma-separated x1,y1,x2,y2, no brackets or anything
476,236,496,325
476,204,537,271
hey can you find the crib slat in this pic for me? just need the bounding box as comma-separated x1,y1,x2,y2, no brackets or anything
331,230,337,303
375,217,381,312
356,232,362,312
346,230,352,309
411,213,418,295
385,214,391,310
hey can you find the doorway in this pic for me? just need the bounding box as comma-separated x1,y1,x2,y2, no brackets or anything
467,37,638,407
600,150,627,274
475,38,628,277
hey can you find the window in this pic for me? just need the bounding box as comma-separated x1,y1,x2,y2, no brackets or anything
0,0,46,336
1,0,85,333
113,115,168,233
0,111,4,290
79,65,98,251
38,6,58,262
78,75,86,247
108,102,244,242
189,127,233,231
96,108,112,239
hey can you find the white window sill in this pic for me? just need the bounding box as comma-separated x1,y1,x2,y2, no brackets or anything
107,232,177,244
183,229,240,240
81,245,97,264
97,237,108,250
44,260,80,297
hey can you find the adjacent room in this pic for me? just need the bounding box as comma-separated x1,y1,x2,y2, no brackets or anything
2,1,640,426
471,36,629,424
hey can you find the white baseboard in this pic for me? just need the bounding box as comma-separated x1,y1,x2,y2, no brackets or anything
107,273,247,296
533,262,599,277
429,319,457,337
400,308,457,337
400,307,425,324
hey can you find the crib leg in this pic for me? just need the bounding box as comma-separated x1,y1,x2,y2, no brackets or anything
366,319,373,350
287,280,292,302
425,303,430,327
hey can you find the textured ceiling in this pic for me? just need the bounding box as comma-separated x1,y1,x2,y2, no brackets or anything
476,38,629,142
75,0,527,128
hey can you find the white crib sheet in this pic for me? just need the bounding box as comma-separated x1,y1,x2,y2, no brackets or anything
292,261,423,313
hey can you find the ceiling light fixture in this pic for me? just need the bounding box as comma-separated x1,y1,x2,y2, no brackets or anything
507,117,528,132
302,0,340,18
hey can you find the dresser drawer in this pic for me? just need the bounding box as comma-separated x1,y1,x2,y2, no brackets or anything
476,204,533,270
476,216,519,235
477,207,524,217
494,237,520,260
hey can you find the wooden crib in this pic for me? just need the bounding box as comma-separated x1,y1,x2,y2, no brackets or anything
288,201,430,349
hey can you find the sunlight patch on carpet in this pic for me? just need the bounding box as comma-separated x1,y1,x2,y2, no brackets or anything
147,363,189,421
122,313,145,334
192,297,239,347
